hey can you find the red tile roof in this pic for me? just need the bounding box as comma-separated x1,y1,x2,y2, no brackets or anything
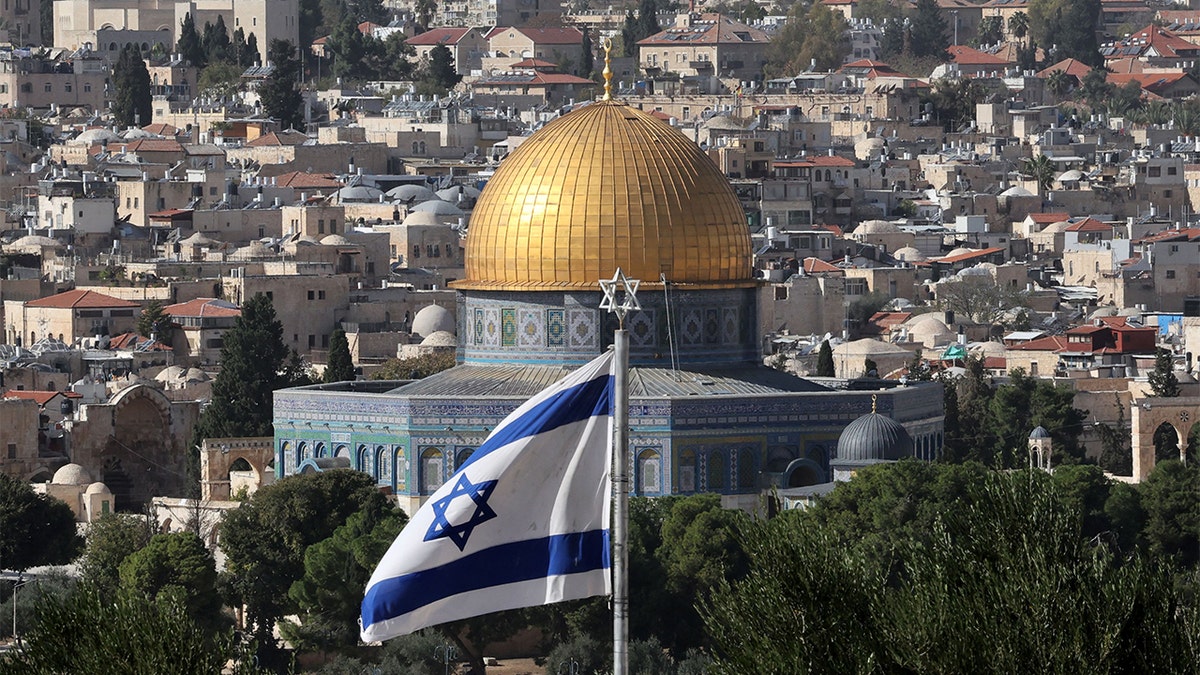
26,289,139,309
141,123,179,136
1038,58,1093,79
246,130,310,147
2,390,82,405
1107,71,1196,96
802,257,844,274
509,58,560,69
269,171,342,188
983,356,1007,370
406,27,473,46
108,332,173,351
1028,211,1072,224
1010,335,1070,351
1064,217,1112,232
123,138,184,153
935,246,1005,264
947,45,1009,66
1105,24,1199,59
163,297,241,319
637,15,767,46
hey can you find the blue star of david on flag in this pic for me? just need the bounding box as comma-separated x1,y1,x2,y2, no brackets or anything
423,473,499,551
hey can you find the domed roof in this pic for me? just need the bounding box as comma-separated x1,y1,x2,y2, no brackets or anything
437,185,481,201
1029,426,1051,439
403,210,448,227
837,408,914,462
53,463,92,486
833,338,912,356
412,304,455,337
456,100,752,291
970,341,1006,357
421,330,457,346
336,185,385,202
909,316,952,336
85,481,111,495
410,199,464,216
893,246,925,262
1000,185,1034,197
387,184,437,202
946,247,975,257
320,234,353,246
69,128,120,146
857,220,901,234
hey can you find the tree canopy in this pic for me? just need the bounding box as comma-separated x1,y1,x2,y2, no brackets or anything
765,3,850,77
219,470,391,659
324,327,355,383
1028,0,1102,65
136,300,174,342
79,512,154,594
258,39,305,131
0,473,82,571
112,45,152,128
119,532,225,634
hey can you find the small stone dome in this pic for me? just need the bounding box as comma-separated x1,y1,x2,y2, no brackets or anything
320,234,352,246
53,463,92,486
946,247,975,258
410,199,464,216
1000,185,1034,197
387,184,437,203
403,210,447,227
837,410,914,462
1041,221,1071,233
421,330,457,347
857,220,901,235
894,246,926,262
1029,426,1051,439
411,305,455,337
85,481,111,495
854,137,886,160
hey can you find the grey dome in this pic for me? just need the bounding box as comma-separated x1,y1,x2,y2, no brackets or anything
1029,426,1051,439
837,412,914,462
411,305,455,337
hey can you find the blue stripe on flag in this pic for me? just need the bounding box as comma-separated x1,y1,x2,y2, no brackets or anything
361,529,610,630
455,373,612,474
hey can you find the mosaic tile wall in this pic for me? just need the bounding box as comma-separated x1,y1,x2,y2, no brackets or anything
459,288,760,366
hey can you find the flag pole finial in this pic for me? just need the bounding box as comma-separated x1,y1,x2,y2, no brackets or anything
601,37,614,101
599,267,641,328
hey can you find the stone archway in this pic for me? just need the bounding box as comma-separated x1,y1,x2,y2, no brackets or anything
1131,396,1200,480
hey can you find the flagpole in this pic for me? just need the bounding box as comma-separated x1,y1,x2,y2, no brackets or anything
612,325,629,675
599,268,639,675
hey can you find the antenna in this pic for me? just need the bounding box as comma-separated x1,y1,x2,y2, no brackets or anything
661,273,680,380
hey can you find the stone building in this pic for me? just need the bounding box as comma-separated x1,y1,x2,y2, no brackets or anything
273,94,944,515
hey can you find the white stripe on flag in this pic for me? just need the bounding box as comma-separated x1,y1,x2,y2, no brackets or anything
361,351,615,641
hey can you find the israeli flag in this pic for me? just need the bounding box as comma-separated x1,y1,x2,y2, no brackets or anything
361,351,616,642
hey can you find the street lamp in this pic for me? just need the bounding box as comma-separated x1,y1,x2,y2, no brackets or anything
434,644,457,675
12,576,31,646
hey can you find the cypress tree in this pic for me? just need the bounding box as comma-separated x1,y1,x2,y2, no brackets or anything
816,340,835,377
581,26,594,77
112,45,152,128
324,328,355,383
1148,348,1180,398
193,293,288,442
258,39,304,130
177,13,205,67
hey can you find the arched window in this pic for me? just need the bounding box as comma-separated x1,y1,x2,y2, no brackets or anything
455,447,475,469
637,449,661,494
737,448,757,489
420,447,444,493
706,451,726,490
678,449,696,492
314,442,326,458
393,446,406,491
357,444,371,474
372,445,386,481
335,444,350,459
280,441,292,474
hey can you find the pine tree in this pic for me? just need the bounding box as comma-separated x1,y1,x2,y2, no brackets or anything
258,39,304,130
424,43,461,93
112,45,152,128
908,0,949,59
177,13,205,67
324,328,355,383
581,26,595,77
816,340,835,377
1148,347,1180,398
193,293,289,443
136,300,174,343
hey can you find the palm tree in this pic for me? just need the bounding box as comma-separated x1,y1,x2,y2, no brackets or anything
1008,11,1029,41
1045,69,1073,98
1022,154,1056,194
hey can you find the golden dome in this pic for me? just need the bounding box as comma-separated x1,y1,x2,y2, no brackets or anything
453,100,753,291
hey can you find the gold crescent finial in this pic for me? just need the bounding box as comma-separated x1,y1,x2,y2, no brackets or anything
601,37,613,101
871,393,878,414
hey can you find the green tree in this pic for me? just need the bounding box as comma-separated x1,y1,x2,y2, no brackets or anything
219,470,390,660
816,340,834,377
370,350,456,380
326,15,370,82
1149,347,1181,397
1008,11,1029,40
1139,460,1200,567
926,75,986,131
374,32,415,81
193,293,290,443
324,327,355,383
908,0,949,58
1045,68,1073,98
580,26,595,77
284,507,406,650
0,588,264,675
986,369,1087,468
112,44,152,128
258,39,305,131
846,290,889,333
937,274,1025,326
977,15,1003,45
415,0,437,31
1021,153,1056,193
1028,0,1101,65
202,16,231,65
420,43,462,94
119,532,226,634
198,61,245,98
177,12,206,67
136,299,174,342
765,2,850,76
0,473,82,571
79,512,154,595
